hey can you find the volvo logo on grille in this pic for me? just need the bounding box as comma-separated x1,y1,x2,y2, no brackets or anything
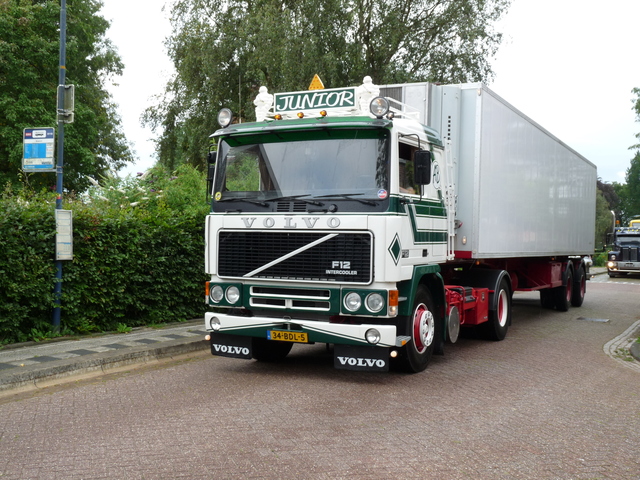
241,217,341,229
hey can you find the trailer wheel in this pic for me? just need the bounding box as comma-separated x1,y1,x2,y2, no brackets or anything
397,285,439,373
554,268,573,312
252,338,293,362
540,289,555,309
483,278,511,341
571,265,586,307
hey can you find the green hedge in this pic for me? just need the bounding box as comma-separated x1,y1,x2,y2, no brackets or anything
0,166,210,344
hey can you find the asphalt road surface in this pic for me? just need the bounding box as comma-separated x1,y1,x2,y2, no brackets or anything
1,280,639,479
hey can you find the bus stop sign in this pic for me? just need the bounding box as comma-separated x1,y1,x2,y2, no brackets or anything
23,127,55,172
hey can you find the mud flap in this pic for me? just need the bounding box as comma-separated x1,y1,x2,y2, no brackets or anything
334,345,390,372
209,333,252,359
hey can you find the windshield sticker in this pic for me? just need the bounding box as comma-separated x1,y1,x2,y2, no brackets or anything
214,192,222,201
377,189,388,199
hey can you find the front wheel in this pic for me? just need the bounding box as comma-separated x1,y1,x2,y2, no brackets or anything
482,278,511,341
396,285,440,373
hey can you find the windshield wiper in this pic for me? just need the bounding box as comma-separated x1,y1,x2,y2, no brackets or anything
268,194,324,206
217,197,269,207
314,193,379,206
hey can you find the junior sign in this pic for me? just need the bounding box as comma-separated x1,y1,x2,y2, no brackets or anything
23,127,55,172
274,87,357,114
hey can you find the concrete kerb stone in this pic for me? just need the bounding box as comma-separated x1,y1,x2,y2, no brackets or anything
591,266,640,362
0,336,209,397
631,340,640,362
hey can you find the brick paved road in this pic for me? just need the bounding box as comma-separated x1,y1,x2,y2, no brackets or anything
0,282,639,479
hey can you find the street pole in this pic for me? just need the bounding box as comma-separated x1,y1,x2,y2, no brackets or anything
52,0,67,331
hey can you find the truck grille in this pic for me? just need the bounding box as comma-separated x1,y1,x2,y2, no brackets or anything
218,231,372,284
620,247,639,262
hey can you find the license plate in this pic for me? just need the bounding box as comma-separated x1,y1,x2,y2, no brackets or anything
267,330,308,343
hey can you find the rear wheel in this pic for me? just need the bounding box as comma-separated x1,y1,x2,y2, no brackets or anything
554,267,573,312
252,338,293,362
571,265,586,307
540,289,555,309
397,285,440,373
483,278,511,341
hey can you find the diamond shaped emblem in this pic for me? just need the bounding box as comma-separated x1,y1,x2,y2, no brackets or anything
388,234,401,265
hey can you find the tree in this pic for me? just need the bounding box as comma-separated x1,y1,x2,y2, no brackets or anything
595,179,620,248
0,0,133,193
621,151,640,222
144,0,511,170
616,87,640,223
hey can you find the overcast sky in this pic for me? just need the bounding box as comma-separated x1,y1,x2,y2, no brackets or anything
101,0,640,183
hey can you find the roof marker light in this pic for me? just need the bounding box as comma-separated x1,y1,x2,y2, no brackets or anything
217,108,233,128
370,97,390,119
297,112,305,119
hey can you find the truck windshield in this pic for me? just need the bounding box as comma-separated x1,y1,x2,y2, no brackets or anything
212,128,388,207
618,235,640,247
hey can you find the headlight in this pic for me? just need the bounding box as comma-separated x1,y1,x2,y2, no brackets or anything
370,97,390,118
210,285,224,303
365,328,381,345
607,261,616,269
217,108,233,128
226,286,240,304
610,255,616,261
365,293,385,313
209,316,221,331
344,292,362,312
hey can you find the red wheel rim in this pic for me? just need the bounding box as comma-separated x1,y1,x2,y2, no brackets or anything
497,290,509,327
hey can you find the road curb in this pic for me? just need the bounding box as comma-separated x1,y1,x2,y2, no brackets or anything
0,337,209,396
631,341,640,362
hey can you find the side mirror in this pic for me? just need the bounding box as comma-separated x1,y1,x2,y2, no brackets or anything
414,150,432,185
206,150,217,201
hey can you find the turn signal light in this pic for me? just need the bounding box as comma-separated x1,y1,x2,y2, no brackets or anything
389,290,399,306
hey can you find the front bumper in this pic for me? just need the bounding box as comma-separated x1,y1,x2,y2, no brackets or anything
607,261,640,274
204,311,403,347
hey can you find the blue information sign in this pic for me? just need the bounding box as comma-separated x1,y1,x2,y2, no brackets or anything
23,127,55,172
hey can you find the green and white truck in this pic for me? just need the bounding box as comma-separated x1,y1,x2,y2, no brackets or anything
203,77,596,373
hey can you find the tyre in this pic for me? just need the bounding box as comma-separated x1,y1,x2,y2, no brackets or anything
483,278,511,341
571,265,586,307
554,267,573,312
396,285,440,373
252,338,293,362
540,289,555,309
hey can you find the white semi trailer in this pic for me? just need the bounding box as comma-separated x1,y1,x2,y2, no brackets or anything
203,77,596,373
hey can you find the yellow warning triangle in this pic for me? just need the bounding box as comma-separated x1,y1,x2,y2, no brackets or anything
309,74,325,90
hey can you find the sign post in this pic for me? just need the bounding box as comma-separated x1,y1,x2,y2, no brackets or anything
52,0,68,332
